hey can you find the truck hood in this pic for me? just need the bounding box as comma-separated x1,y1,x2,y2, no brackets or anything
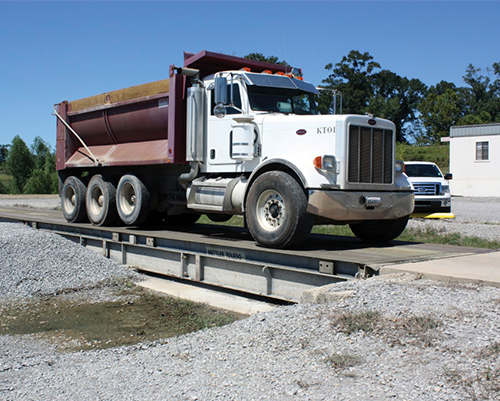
406,176,448,184
258,113,337,135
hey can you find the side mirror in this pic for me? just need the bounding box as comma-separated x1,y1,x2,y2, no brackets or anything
444,173,453,180
214,76,228,119
214,76,228,105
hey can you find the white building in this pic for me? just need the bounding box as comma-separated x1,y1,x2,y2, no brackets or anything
448,123,500,197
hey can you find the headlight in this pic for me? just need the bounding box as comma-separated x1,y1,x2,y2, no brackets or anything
313,155,337,171
395,160,404,174
441,185,450,195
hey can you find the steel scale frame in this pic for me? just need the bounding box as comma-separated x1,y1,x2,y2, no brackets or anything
1,216,370,302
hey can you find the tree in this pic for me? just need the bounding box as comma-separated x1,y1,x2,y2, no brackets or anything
6,135,34,194
0,144,9,166
30,136,52,170
244,52,289,67
23,151,57,194
320,50,427,142
459,64,500,124
320,50,381,115
368,70,427,142
417,81,462,144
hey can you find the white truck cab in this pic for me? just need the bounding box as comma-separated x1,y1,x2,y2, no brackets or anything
404,161,452,214
183,69,415,246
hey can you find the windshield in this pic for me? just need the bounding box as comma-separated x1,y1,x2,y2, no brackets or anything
405,164,443,178
247,86,317,115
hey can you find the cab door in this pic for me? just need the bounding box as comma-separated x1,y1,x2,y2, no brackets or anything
205,83,245,172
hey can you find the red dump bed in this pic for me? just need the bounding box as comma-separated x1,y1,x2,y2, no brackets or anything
56,50,292,171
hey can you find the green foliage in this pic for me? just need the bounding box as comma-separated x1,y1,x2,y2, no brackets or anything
6,135,34,194
23,151,58,194
244,52,289,67
30,136,52,170
368,72,427,142
320,50,427,142
320,50,500,144
0,144,9,165
417,83,462,144
3,136,57,194
321,50,381,116
396,143,449,172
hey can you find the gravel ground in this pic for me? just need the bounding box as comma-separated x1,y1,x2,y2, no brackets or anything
0,197,499,400
407,197,500,242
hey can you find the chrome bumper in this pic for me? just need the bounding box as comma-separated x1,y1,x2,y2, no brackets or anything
307,190,414,221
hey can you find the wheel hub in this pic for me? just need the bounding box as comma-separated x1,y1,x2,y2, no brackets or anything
261,193,284,229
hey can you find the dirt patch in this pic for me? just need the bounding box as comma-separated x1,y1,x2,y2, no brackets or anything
0,286,245,352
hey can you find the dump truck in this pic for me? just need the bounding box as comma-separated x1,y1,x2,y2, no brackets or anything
55,50,414,248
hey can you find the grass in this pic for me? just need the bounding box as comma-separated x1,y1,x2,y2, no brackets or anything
196,216,500,250
330,310,441,348
445,342,500,400
0,172,12,193
323,353,363,370
330,310,382,335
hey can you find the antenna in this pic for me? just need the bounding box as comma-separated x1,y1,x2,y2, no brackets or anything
284,34,288,74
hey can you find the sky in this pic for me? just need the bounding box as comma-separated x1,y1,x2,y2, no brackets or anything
1,0,499,149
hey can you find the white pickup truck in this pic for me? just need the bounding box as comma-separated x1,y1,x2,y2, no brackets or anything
404,161,453,214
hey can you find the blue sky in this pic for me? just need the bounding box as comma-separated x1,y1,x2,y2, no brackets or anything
1,1,499,149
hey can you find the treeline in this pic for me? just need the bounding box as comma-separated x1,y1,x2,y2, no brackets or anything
0,136,58,195
1,50,494,194
247,50,500,144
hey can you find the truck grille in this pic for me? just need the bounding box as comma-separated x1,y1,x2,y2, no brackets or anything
348,125,393,184
413,183,440,195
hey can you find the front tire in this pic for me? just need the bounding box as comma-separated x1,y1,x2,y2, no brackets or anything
61,176,87,223
349,215,409,242
116,174,150,226
246,171,313,249
86,175,117,226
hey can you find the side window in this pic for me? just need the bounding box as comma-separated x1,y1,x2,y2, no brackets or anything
210,84,242,115
476,141,489,161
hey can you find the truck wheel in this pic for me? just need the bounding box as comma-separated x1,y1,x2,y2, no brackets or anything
61,176,87,223
246,171,313,249
116,174,150,226
86,175,117,226
349,216,409,242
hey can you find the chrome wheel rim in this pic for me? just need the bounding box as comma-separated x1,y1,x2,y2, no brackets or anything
256,189,285,232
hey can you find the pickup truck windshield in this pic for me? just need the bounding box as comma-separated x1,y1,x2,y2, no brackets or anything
247,86,317,115
405,164,443,178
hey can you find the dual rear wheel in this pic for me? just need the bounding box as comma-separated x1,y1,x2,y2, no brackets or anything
61,174,151,227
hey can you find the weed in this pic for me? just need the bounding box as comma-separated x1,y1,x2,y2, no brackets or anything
323,353,363,370
331,310,382,335
444,342,500,400
330,310,441,348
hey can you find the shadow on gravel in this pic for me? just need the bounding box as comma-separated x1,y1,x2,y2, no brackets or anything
0,286,245,352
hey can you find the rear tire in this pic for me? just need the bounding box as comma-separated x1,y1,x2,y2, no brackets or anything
246,171,313,249
349,215,409,242
86,175,117,226
116,174,150,226
61,176,87,223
